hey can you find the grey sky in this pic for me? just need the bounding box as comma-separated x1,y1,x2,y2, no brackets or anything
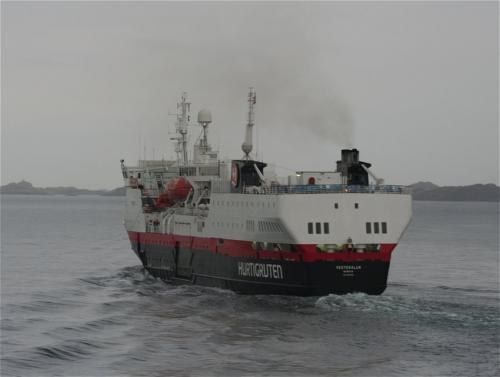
2,1,498,190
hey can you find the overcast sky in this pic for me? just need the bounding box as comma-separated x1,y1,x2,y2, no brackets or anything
2,1,498,189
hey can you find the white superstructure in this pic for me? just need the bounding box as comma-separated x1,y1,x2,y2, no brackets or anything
120,89,412,295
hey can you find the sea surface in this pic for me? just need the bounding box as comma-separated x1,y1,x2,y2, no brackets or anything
1,195,499,376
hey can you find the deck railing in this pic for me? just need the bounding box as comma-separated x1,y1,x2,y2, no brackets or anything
242,184,411,195
210,181,410,195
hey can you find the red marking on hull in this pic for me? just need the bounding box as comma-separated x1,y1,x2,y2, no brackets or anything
127,231,397,262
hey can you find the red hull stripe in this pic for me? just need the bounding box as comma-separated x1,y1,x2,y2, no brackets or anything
128,231,396,262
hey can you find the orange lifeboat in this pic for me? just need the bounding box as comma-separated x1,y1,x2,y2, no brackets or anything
167,177,193,202
155,190,173,208
155,177,192,208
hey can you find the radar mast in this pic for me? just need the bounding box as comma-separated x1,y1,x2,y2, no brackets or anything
242,87,256,160
175,93,191,165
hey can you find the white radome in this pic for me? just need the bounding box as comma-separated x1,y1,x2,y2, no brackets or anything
197,109,212,124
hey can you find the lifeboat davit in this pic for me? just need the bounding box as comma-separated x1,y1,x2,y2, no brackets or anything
155,177,192,208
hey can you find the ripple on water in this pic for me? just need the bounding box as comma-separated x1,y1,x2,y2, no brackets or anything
315,291,500,329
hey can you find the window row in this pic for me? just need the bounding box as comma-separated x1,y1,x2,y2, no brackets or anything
211,220,283,234
307,222,330,235
214,200,276,209
366,222,387,234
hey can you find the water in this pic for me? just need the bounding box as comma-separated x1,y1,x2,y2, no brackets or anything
1,195,499,376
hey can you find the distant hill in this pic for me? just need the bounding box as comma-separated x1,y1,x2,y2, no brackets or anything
410,181,499,202
408,181,439,195
1,180,108,196
101,186,127,196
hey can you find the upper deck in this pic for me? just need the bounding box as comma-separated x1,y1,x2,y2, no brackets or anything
212,181,411,196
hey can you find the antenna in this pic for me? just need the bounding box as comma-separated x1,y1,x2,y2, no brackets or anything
242,87,256,159
176,92,191,165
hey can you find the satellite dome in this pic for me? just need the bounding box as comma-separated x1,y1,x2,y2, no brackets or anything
197,109,212,124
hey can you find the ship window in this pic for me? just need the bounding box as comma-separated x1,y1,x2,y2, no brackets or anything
366,222,372,234
334,203,338,209
316,222,322,234
382,222,387,234
354,203,359,209
308,222,313,234
323,222,330,234
374,222,380,234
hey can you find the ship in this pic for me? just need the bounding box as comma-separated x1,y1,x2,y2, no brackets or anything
120,89,412,296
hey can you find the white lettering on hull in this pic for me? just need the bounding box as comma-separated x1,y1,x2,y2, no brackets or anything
237,262,284,280
336,264,362,277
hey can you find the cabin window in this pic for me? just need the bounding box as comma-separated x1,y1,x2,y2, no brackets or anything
366,222,372,234
382,222,387,234
315,222,322,234
354,203,359,209
323,222,330,234
308,222,313,234
334,203,339,209
374,222,380,234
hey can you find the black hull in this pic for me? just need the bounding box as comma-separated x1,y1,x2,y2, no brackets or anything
132,241,391,296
